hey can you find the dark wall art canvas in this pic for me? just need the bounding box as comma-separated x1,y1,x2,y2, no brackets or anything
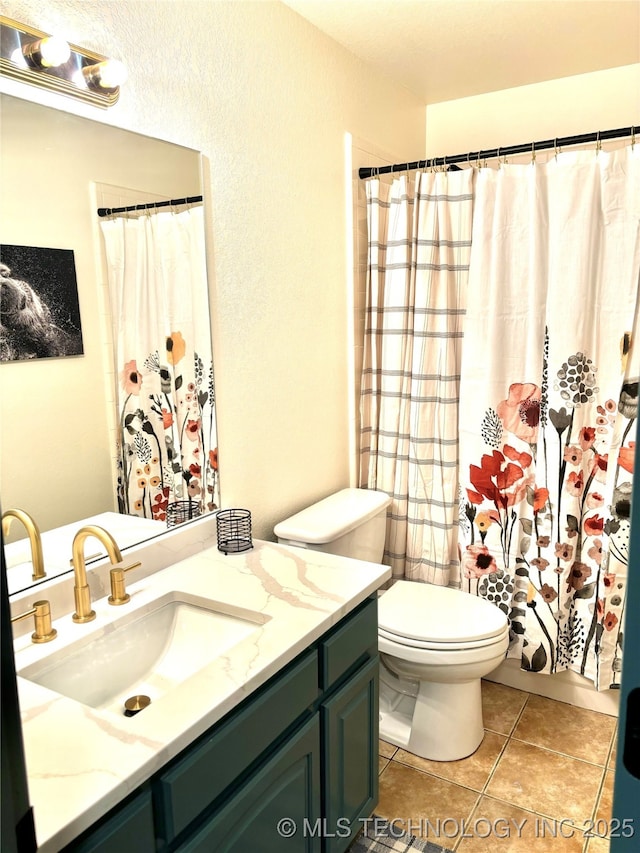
0,244,84,362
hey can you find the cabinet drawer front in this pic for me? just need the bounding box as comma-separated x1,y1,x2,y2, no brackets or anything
177,715,321,853
63,789,154,853
158,649,318,842
319,597,377,690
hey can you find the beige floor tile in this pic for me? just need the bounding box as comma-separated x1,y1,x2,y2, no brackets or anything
595,770,614,824
377,761,478,846
485,740,604,822
585,836,610,852
379,756,390,775
456,796,584,853
393,731,507,793
379,739,397,759
512,695,616,765
482,681,529,735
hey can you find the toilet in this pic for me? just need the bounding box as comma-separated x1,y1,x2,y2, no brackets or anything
275,487,509,762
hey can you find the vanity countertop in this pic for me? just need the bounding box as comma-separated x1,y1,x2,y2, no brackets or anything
14,539,391,852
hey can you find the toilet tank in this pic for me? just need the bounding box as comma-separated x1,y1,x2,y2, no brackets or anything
274,488,391,563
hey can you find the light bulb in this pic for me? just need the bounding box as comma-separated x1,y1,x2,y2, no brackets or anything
82,59,127,91
22,36,71,69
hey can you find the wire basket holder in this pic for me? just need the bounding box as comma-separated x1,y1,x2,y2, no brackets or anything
216,508,253,554
166,500,202,528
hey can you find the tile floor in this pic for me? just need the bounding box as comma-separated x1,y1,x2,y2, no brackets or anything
376,681,619,853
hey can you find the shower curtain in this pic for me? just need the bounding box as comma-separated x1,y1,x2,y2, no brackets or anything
361,145,640,689
100,206,219,524
458,147,640,690
360,170,474,583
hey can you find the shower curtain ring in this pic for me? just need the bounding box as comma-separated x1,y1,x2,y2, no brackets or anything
531,141,536,163
596,131,602,155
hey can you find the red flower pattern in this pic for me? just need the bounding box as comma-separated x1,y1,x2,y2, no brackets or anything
463,358,633,689
618,442,635,473
467,448,530,509
496,383,541,443
584,515,605,536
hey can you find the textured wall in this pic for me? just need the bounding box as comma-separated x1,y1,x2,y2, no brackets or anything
425,64,640,158
2,1,426,538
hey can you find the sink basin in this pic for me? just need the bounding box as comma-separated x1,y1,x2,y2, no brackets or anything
19,592,269,716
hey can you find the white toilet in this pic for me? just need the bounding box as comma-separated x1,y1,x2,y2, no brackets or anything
275,487,509,762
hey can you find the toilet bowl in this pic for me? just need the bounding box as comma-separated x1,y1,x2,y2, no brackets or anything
274,488,509,762
378,579,509,761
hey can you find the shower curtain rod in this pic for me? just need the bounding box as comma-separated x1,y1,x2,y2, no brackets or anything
97,195,203,217
358,125,638,179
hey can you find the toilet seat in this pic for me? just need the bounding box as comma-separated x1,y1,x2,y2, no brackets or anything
378,579,509,647
378,625,509,652
379,629,509,667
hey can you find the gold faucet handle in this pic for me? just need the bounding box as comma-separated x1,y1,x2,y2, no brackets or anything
11,600,57,644
108,561,142,605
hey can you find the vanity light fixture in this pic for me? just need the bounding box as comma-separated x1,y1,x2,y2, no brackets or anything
0,16,126,108
21,35,70,69
80,58,128,92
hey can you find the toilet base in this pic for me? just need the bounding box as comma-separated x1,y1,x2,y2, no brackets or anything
410,678,484,761
380,668,484,761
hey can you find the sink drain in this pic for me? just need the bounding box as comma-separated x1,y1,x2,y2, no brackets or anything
124,694,151,717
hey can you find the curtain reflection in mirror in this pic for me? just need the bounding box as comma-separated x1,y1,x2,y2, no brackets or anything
100,205,219,526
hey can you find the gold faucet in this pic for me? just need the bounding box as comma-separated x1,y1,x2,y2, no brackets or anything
2,508,46,581
108,560,142,606
71,525,123,623
11,600,57,643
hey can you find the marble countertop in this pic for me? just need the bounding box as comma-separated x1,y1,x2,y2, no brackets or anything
13,539,391,852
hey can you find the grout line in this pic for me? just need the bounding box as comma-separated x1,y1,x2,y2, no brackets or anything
451,791,483,852
604,723,618,769
480,730,511,794
508,736,613,769
510,690,532,731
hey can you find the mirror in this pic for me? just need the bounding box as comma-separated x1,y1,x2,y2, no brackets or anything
0,94,218,595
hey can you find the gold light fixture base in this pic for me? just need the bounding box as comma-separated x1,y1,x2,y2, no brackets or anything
0,16,123,108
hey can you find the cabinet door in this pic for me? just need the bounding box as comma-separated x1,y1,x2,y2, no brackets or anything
62,789,155,853
158,649,318,843
177,715,321,853
321,655,379,853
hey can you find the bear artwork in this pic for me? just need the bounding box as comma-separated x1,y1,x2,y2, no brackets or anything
0,260,83,362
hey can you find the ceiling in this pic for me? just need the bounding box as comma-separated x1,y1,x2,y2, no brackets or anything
282,0,640,104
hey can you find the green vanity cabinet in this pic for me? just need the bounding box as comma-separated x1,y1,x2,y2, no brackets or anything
61,596,379,853
176,715,322,853
156,649,320,842
321,654,379,853
61,789,155,853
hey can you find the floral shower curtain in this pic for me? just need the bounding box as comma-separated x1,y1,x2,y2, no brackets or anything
100,206,219,525
360,170,474,583
457,147,640,690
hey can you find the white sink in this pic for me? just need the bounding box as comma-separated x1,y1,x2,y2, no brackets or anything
19,592,269,716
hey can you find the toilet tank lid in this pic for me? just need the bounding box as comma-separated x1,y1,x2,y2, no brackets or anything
274,488,391,545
